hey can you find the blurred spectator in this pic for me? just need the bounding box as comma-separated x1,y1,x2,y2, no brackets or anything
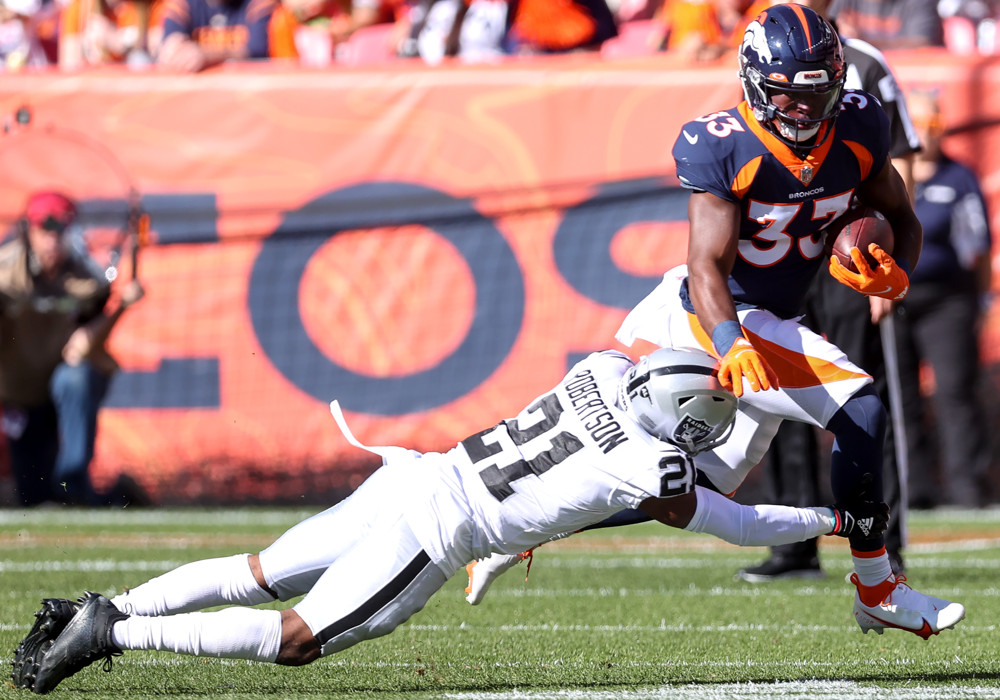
611,0,661,21
652,0,772,63
269,0,351,65
399,0,616,63
156,0,277,71
58,0,162,70
0,0,50,69
653,0,721,59
895,88,994,508
505,0,618,54
0,191,145,507
830,0,944,49
939,0,999,53
398,0,509,64
342,0,398,41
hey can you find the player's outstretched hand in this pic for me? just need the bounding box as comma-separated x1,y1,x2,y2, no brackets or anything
828,244,910,301
827,501,890,539
717,337,779,398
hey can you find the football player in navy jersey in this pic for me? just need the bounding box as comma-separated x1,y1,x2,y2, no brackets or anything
616,1,962,639
467,2,965,641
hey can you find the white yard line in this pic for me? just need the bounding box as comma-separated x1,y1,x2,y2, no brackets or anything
445,681,1000,699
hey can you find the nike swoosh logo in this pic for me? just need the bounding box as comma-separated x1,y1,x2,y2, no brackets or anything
683,130,699,145
866,612,937,640
870,287,892,296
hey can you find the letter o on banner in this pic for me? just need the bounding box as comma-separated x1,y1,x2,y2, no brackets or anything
249,182,524,416
553,178,690,309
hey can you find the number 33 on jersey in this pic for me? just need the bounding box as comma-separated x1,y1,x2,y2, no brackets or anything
673,90,891,318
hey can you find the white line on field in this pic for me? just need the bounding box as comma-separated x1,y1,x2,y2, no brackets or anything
0,559,184,572
0,509,318,527
5,550,1000,575
4,620,995,634
444,680,1000,699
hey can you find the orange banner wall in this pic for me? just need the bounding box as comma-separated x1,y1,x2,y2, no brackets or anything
1,50,998,503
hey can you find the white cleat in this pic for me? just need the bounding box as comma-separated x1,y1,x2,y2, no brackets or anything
850,573,965,640
464,550,532,605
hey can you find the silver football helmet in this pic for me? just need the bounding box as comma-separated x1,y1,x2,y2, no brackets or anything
619,347,737,455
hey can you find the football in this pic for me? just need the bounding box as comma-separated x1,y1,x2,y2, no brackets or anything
830,207,894,273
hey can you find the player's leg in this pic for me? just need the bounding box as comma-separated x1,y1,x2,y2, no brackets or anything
6,402,59,506
291,516,449,657
814,275,907,572
49,361,109,506
30,510,446,692
109,461,406,617
911,289,991,506
826,376,965,636
687,304,963,637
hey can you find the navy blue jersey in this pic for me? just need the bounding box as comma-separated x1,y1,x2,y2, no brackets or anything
673,91,891,318
162,0,277,58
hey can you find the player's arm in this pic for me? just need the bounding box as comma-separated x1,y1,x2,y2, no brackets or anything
639,486,888,546
858,158,922,271
686,191,778,396
686,190,741,335
829,159,921,301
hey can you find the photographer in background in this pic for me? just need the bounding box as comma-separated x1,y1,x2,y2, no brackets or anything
0,191,144,507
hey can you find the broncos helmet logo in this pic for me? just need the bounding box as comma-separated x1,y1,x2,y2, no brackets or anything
741,21,772,65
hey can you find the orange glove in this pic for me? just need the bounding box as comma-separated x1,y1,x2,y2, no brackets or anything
828,244,910,301
718,337,779,398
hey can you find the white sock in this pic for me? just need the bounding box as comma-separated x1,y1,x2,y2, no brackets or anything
852,551,893,587
111,608,282,662
111,554,275,616
684,486,834,546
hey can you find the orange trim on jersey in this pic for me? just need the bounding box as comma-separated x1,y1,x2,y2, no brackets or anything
685,312,718,357
687,309,869,388
744,328,870,389
851,545,887,558
730,155,763,200
843,140,875,180
737,101,835,185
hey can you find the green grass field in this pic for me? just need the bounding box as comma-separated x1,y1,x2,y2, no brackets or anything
3,507,1000,699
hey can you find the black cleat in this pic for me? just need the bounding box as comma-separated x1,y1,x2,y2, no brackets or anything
11,598,79,690
31,592,129,695
737,555,825,582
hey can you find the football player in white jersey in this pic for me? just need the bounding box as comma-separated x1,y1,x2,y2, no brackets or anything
15,347,890,694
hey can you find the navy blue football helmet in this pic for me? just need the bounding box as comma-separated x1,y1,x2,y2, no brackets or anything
738,3,846,151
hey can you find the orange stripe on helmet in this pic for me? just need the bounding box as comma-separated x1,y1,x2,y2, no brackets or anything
789,3,813,50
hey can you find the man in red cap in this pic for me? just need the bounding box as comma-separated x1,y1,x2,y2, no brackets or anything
0,191,144,506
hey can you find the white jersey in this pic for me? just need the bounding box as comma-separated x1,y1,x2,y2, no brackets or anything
392,351,695,573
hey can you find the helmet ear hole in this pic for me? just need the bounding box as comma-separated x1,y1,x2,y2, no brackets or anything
622,347,738,455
